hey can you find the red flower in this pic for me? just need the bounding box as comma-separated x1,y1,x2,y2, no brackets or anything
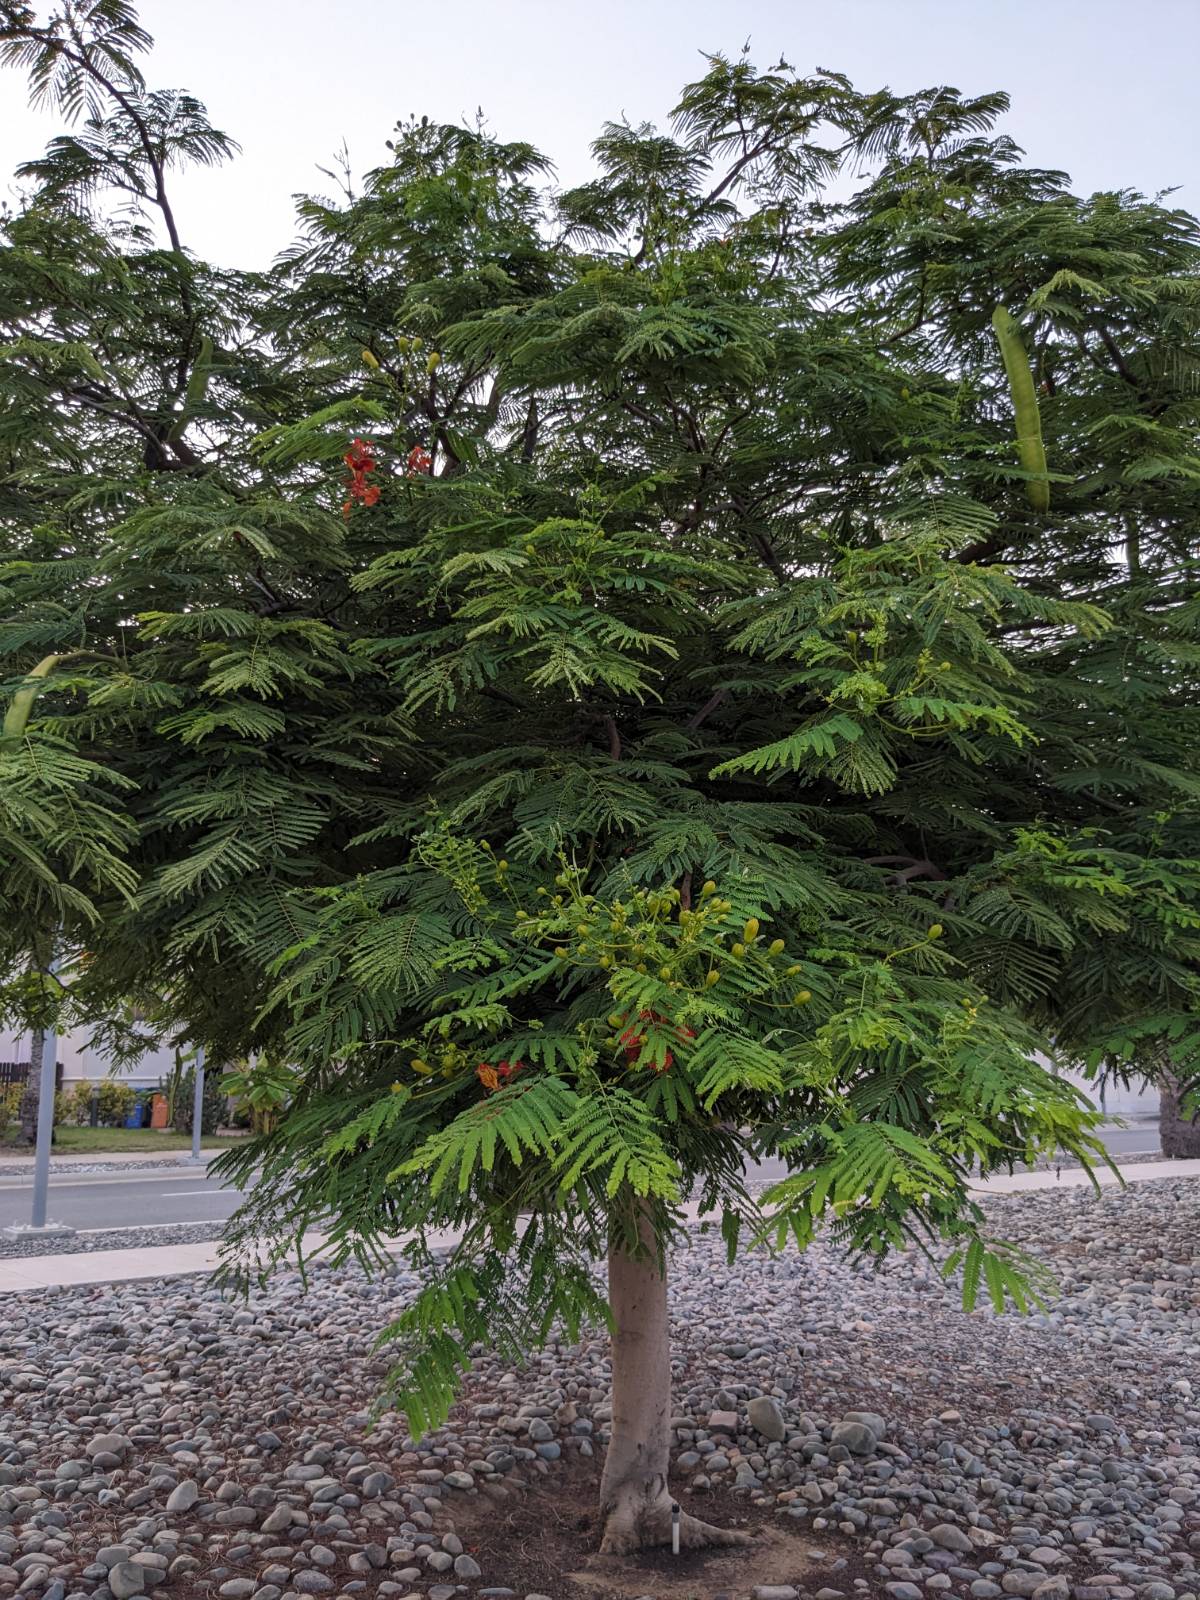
342,437,380,515
478,1059,524,1093
345,437,375,472
617,1012,694,1072
406,445,432,477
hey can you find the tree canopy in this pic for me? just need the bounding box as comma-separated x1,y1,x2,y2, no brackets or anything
3,4,1200,1538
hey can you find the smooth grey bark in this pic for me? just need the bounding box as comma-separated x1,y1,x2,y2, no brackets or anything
17,1026,46,1145
598,1201,749,1554
1160,1069,1200,1159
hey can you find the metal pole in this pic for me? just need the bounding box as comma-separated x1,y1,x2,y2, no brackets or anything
30,954,61,1231
191,1045,205,1163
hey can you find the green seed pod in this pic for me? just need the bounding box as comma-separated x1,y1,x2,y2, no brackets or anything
705,968,720,987
991,305,1050,513
928,923,943,939
792,990,812,1005
3,653,69,742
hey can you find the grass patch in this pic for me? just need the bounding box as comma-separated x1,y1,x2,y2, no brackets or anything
2,1127,246,1154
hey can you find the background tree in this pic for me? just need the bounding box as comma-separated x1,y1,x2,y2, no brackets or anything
3,11,1200,1553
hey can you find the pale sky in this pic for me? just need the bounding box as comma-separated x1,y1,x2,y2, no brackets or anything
2,0,1197,266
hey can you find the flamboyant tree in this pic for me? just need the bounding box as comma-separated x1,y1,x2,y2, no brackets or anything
4,2,1200,1553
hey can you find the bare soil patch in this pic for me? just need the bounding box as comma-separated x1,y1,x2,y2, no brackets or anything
448,1453,870,1600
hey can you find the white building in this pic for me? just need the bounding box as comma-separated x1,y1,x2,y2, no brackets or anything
1058,1064,1158,1119
0,1026,176,1090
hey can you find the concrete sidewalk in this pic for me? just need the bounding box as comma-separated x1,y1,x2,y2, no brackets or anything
980,1156,1200,1192
3,1157,1198,1297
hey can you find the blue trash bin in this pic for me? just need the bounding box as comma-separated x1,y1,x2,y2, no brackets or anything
123,1091,150,1129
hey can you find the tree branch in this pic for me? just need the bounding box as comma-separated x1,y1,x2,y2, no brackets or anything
730,490,787,584
685,689,728,731
864,854,947,885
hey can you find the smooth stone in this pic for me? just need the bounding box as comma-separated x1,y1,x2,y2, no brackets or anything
293,1575,334,1595
165,1480,199,1514
748,1397,786,1442
842,1410,887,1439
830,1421,876,1456
931,1524,974,1554
108,1564,146,1600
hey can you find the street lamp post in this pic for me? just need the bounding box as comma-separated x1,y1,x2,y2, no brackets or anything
190,1045,205,1164
4,956,74,1239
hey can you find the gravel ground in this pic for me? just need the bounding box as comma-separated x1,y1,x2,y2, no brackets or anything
1,1176,1198,1600
0,1224,225,1260
0,1161,210,1181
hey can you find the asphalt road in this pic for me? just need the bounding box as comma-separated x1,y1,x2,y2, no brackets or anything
0,1120,1165,1233
0,1166,247,1233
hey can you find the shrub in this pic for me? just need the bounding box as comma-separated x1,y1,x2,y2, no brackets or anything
95,1080,137,1127
55,1081,95,1126
0,1084,23,1140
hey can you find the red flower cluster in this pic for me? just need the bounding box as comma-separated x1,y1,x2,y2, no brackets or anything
618,1011,695,1073
476,1059,525,1093
406,444,432,477
342,437,380,517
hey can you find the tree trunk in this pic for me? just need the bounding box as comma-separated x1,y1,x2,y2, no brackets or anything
598,1202,749,1555
17,1027,46,1145
1160,1069,1200,1159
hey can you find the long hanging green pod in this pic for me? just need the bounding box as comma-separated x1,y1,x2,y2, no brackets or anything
168,334,213,443
3,653,69,741
991,305,1050,513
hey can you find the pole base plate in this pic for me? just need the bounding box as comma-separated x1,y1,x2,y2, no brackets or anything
2,1221,76,1240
